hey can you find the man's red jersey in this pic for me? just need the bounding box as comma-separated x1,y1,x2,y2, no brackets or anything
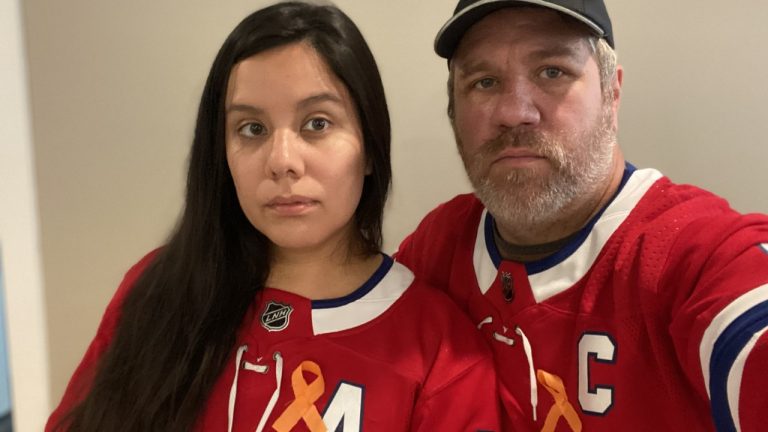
397,166,768,431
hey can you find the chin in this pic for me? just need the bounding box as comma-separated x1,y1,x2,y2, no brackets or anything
268,233,320,250
268,229,353,256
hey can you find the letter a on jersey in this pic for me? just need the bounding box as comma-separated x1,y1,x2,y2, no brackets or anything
323,382,364,432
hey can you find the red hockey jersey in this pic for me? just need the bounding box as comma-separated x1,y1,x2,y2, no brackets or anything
397,166,768,431
47,255,501,431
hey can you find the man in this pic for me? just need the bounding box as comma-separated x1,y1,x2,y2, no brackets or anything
396,1,768,430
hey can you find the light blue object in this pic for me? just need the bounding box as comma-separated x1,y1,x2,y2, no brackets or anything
0,250,12,417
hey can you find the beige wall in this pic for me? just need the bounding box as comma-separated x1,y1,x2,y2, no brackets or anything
613,2,768,213
16,0,768,421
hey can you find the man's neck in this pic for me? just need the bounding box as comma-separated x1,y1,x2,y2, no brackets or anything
493,223,580,262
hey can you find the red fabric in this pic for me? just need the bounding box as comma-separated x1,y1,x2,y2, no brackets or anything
396,171,768,431
47,254,500,431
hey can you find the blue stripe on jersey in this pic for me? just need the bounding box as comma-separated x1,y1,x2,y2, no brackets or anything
709,299,768,432
311,254,394,309
484,214,503,267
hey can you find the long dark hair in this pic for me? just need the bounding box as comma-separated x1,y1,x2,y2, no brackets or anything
57,2,390,430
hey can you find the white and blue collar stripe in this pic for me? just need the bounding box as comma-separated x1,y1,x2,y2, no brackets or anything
472,164,663,301
312,254,394,309
527,164,635,274
483,163,637,274
311,255,413,335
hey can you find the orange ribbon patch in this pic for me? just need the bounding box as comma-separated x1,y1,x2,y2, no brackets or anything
272,361,327,432
537,370,582,432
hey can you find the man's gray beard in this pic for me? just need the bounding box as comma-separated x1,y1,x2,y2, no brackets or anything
459,106,617,233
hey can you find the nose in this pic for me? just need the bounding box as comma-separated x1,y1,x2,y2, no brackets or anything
491,78,541,130
265,129,305,180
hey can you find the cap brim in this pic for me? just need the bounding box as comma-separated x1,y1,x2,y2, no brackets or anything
435,0,606,59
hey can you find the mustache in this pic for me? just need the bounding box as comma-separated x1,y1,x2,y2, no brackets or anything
479,128,565,165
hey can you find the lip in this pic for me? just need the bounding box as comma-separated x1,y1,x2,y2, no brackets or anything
266,195,319,215
491,148,546,167
493,148,543,160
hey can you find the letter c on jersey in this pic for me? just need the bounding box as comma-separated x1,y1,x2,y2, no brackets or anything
578,333,617,415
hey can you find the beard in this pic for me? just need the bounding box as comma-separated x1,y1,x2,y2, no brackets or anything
457,103,617,233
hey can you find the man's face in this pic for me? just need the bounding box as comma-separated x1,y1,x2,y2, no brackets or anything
451,8,620,232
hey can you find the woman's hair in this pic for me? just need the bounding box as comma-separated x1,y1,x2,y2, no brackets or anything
57,2,390,430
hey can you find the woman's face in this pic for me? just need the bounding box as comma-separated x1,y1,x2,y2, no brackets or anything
225,42,368,256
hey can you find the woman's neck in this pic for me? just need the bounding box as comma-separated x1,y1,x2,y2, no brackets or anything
267,240,382,301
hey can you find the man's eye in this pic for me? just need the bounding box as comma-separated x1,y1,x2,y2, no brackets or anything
541,67,564,79
238,122,266,137
473,78,497,89
303,118,330,132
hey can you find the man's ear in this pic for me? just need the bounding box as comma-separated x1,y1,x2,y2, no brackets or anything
610,65,624,128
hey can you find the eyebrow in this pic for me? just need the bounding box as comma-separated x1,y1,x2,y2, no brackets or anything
226,104,264,115
456,60,495,79
226,92,344,115
297,93,344,110
526,45,585,62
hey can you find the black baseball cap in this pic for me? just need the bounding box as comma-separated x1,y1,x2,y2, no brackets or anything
435,0,614,59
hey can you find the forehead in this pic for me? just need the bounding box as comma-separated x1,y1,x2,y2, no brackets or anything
453,7,593,63
226,42,348,105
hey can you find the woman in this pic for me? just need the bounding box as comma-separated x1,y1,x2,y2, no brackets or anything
47,2,500,431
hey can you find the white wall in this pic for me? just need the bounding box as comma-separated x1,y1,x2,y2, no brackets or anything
16,0,768,417
0,0,51,429
612,1,768,213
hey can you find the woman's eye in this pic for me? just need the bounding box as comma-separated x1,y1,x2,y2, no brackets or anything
473,78,497,89
541,67,564,79
303,118,330,132
238,122,265,138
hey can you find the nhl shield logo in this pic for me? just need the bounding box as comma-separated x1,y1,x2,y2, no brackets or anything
261,301,293,332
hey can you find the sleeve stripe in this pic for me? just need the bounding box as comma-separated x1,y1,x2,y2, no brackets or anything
726,327,767,432
700,283,768,395
708,298,768,432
